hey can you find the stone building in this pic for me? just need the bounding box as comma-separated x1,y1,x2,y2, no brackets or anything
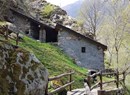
6,8,58,43
56,24,107,70
6,8,107,70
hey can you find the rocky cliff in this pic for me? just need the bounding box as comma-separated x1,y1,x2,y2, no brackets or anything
0,0,86,34
25,0,84,33
0,41,48,95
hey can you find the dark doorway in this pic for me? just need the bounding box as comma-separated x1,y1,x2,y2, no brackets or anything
30,22,40,40
45,27,58,42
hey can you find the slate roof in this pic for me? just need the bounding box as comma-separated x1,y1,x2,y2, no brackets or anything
10,8,54,29
55,24,107,50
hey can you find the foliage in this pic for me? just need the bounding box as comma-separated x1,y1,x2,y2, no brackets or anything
0,21,7,26
100,0,130,69
41,4,55,18
97,1,130,93
125,75,130,95
79,0,106,39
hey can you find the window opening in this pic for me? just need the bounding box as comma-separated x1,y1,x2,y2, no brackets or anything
81,47,86,53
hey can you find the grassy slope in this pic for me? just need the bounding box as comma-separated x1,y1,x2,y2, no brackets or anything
11,36,87,89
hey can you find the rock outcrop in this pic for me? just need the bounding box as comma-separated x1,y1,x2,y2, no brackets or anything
0,0,92,39
0,0,86,34
0,41,48,95
27,0,85,33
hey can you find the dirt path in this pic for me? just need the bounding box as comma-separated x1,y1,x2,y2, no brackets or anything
67,83,98,95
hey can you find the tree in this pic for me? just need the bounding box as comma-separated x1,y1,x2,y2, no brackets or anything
100,0,130,71
79,0,107,40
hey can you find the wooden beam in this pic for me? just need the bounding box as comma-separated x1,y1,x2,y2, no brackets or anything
49,71,74,81
90,82,100,90
102,72,116,76
89,72,100,77
48,81,74,95
102,78,123,85
102,79,116,84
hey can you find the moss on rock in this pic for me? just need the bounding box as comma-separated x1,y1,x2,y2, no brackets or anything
0,42,48,95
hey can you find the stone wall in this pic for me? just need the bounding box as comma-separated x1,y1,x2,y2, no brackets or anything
12,13,31,34
58,30,104,70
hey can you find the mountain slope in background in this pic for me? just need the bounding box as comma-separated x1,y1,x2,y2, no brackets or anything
62,0,84,18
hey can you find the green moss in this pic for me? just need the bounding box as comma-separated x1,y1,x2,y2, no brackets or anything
16,80,26,95
21,67,29,79
0,42,48,94
31,60,39,71
41,4,55,18
0,78,9,95
12,64,21,81
23,67,29,74
1,69,8,78
0,21,7,26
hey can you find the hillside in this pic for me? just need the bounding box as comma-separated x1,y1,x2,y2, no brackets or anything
9,36,87,89
62,0,83,18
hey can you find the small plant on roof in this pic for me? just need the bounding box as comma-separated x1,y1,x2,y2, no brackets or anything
41,4,55,18
0,21,7,26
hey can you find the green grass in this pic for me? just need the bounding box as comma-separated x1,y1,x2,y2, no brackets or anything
10,36,87,89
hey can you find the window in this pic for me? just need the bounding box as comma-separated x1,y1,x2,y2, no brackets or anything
25,30,29,35
81,47,86,53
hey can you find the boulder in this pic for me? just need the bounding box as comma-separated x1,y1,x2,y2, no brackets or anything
0,41,48,95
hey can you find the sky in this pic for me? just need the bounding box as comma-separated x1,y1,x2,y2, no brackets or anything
46,0,79,7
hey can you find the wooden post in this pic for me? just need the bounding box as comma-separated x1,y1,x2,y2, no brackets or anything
45,80,48,95
116,70,119,88
16,33,19,46
99,72,103,90
87,76,91,89
5,25,8,40
69,71,72,91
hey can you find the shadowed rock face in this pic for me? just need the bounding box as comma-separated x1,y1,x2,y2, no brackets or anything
0,41,48,95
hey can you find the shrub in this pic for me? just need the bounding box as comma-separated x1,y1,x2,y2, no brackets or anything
42,4,55,18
